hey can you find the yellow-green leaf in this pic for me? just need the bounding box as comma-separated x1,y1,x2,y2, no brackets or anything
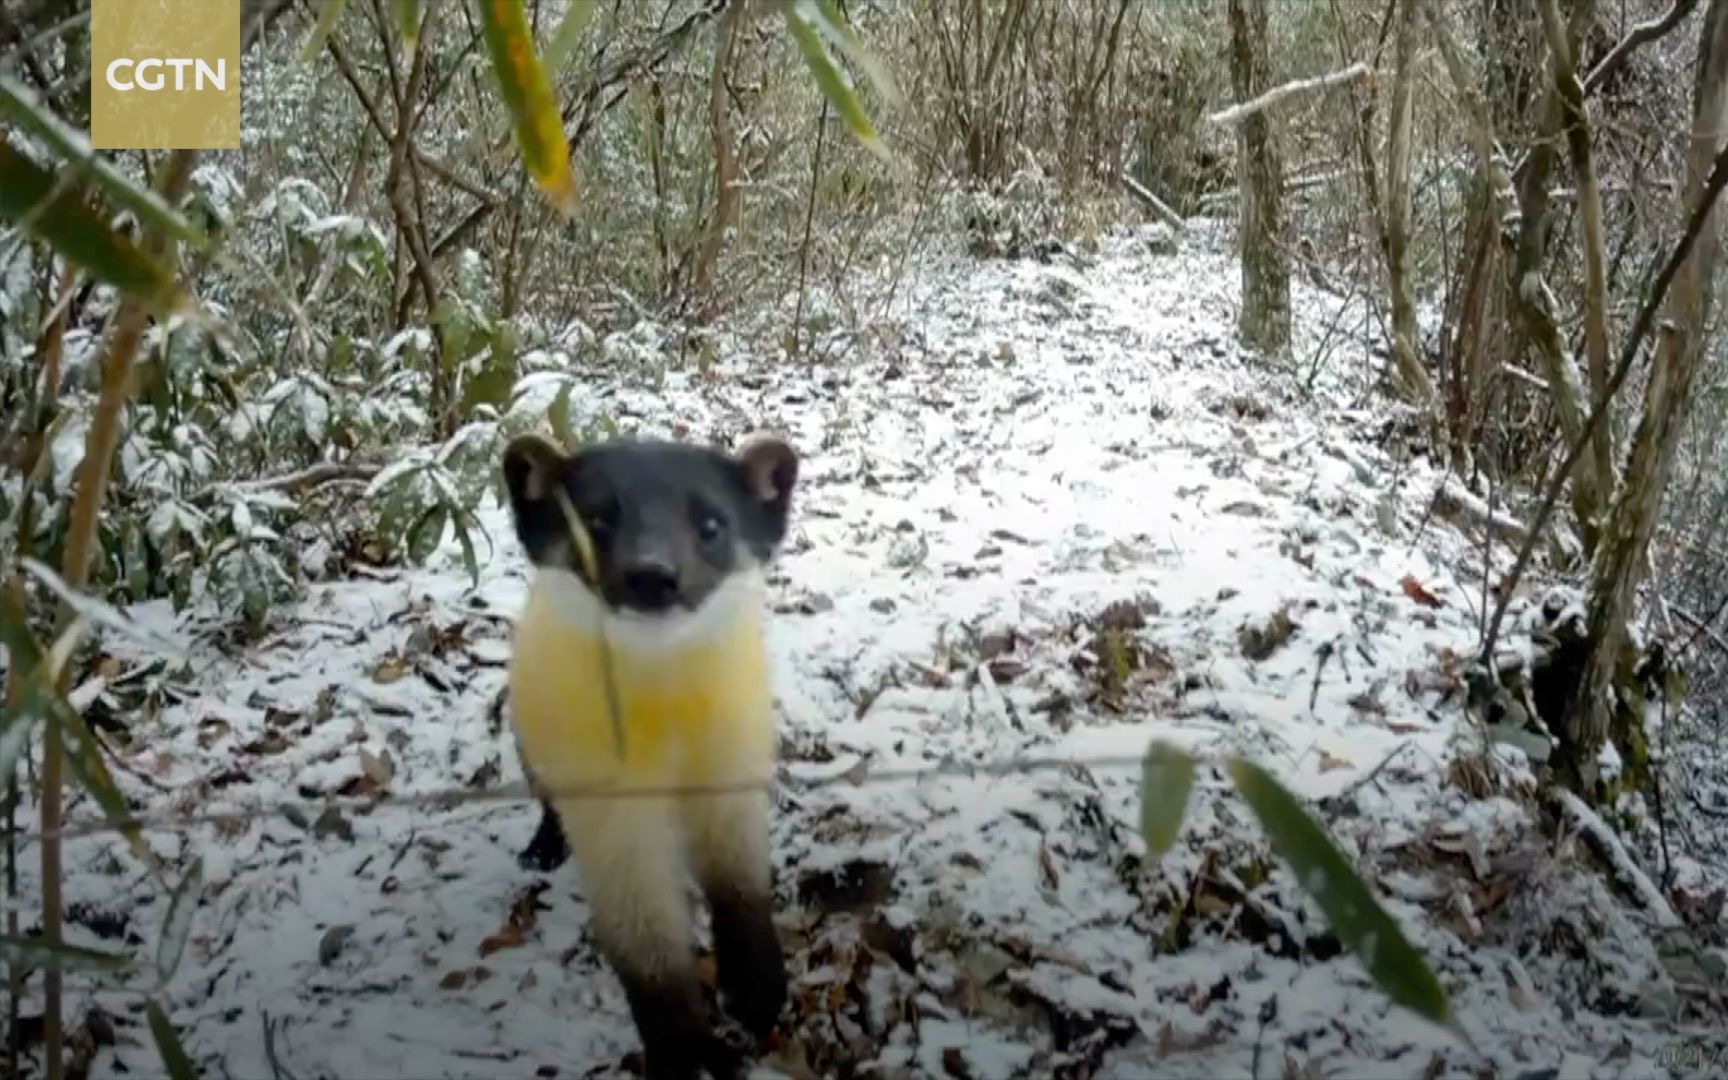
300,0,349,61
543,0,596,74
0,934,133,973
780,2,889,161
391,0,423,44
0,77,206,250
146,998,199,1080
0,143,181,312
1140,740,1195,859
480,0,578,213
805,0,900,106
1226,756,1454,1029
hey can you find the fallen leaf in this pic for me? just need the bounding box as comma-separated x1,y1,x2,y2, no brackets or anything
1399,574,1444,609
319,925,354,966
479,883,550,957
1318,750,1354,773
372,654,409,684
1038,843,1061,891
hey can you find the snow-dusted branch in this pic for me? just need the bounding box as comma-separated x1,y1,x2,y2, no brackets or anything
1118,171,1183,229
1205,61,1371,127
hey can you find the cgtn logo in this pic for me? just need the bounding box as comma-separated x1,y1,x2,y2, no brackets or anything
104,57,229,93
89,0,241,151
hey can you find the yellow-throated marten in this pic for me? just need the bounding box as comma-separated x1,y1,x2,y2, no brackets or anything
500,431,799,1080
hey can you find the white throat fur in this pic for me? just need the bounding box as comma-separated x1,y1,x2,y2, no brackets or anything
531,563,767,656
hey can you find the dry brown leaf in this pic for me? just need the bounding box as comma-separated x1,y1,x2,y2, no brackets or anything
1038,843,1061,891
372,654,409,684
1318,750,1354,773
1399,574,1444,609
479,883,550,957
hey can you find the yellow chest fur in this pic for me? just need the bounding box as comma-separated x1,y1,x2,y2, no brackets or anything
507,581,777,793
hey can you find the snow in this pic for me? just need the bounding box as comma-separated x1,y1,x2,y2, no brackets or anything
17,221,1701,1078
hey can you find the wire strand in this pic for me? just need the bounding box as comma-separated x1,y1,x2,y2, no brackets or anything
24,751,1165,845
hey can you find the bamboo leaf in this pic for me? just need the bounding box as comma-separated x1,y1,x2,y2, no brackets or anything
0,143,182,312
453,511,481,589
391,0,424,44
542,0,595,74
156,857,204,987
300,0,349,61
779,2,890,161
805,0,900,105
0,934,133,973
146,999,199,1080
1139,741,1195,859
480,0,578,213
1225,756,1454,1029
0,77,206,250
53,693,150,862
22,557,189,662
407,504,447,564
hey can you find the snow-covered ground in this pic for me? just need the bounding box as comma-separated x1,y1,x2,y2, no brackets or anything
29,221,1717,1078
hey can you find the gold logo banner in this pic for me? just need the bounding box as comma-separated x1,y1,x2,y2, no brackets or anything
90,0,241,150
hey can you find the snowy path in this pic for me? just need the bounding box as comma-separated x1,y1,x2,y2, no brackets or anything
49,224,1691,1079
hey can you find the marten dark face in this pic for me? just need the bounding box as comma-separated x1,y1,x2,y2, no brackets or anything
502,432,798,616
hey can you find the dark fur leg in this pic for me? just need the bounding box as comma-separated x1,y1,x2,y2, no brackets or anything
616,967,741,1080
517,799,570,872
706,883,787,1040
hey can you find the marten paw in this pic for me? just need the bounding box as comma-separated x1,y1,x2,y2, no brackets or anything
516,804,570,872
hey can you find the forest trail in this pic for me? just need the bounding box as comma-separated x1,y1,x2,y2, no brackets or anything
64,223,1683,1079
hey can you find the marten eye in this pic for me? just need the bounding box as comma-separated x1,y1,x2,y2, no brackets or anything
579,501,616,544
694,509,726,545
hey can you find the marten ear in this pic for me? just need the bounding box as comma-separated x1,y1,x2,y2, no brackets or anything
502,434,570,566
734,432,798,552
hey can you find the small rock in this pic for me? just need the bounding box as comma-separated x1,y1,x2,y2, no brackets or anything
869,597,897,614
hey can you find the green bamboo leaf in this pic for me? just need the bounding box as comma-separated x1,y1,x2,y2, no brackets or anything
480,0,578,213
542,0,595,74
548,381,576,451
0,614,88,784
0,934,133,973
300,0,349,61
1140,741,1195,859
146,998,199,1080
1225,756,1454,1029
805,0,900,105
391,0,424,44
779,3,889,161
53,692,150,862
22,557,189,662
0,143,182,312
453,510,481,589
0,77,206,250
156,857,204,987
407,504,447,564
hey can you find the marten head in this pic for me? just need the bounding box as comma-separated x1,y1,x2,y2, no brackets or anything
502,431,798,620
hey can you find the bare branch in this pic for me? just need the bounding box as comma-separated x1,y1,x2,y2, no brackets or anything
1206,60,1371,126
1584,0,1702,95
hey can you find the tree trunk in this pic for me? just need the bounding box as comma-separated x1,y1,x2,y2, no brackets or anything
1227,0,1290,355
692,0,742,311
1384,0,1435,403
1564,0,1728,791
1538,0,1616,508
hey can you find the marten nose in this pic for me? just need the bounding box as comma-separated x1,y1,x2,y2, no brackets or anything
619,561,680,612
